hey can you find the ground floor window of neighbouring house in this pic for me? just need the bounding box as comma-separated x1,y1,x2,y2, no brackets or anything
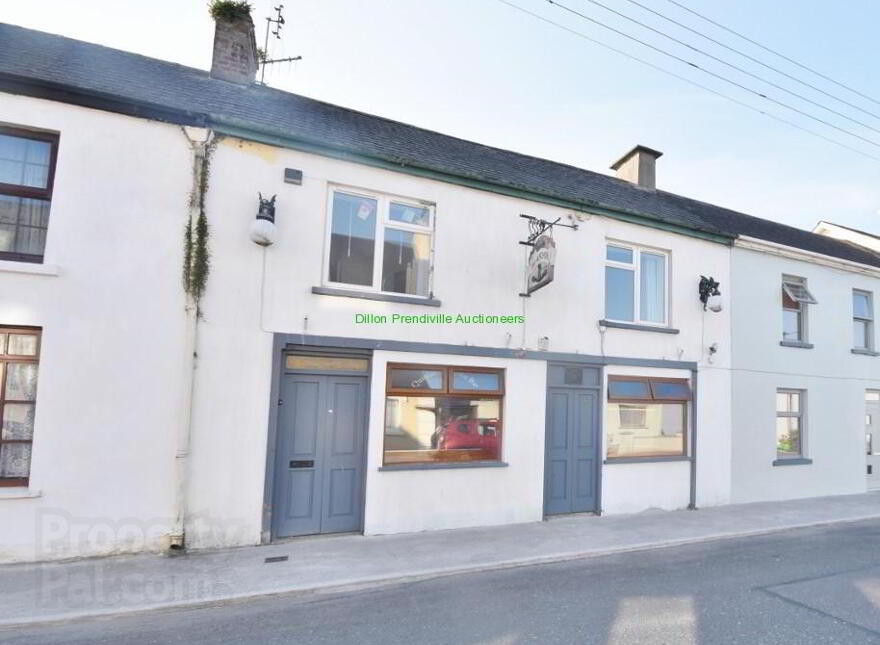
606,376,690,459
0,326,40,486
383,364,504,465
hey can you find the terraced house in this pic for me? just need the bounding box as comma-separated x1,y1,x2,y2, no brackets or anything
0,14,877,563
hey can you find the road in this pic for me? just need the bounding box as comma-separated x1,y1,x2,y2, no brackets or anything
2,519,880,644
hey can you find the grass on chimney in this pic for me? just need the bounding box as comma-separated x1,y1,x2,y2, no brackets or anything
209,0,253,22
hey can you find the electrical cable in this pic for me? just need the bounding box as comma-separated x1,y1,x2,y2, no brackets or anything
662,0,880,109
572,0,880,139
541,0,880,150
620,0,880,122
494,0,880,164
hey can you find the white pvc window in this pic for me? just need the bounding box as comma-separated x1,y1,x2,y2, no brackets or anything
324,187,434,298
853,290,874,351
605,243,669,325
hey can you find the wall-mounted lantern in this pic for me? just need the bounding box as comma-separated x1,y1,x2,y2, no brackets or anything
250,193,277,246
699,275,723,312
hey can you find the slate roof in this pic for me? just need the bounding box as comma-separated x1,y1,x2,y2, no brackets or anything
1,22,878,268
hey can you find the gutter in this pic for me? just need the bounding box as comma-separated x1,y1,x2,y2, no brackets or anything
736,236,880,277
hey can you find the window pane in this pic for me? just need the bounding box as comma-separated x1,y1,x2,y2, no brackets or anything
867,392,880,402
854,320,869,349
1,403,35,440
328,192,377,287
0,196,51,256
7,334,37,356
0,134,51,188
383,396,501,464
388,368,444,391
782,280,816,304
0,334,5,354
389,202,430,227
776,417,801,458
4,363,38,401
783,309,802,341
0,442,31,478
381,228,430,296
607,402,685,458
640,252,666,323
453,371,501,392
651,380,691,400
854,292,872,319
606,245,633,263
608,379,650,400
776,391,800,413
605,266,634,321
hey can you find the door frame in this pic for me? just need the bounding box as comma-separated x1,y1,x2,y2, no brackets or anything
543,362,604,517
261,342,372,543
867,390,880,490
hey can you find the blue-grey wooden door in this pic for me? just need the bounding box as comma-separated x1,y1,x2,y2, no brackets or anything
273,374,367,538
544,387,599,515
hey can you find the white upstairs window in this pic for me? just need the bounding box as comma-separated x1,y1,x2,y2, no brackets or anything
853,289,874,351
324,187,434,298
604,242,669,325
781,276,816,343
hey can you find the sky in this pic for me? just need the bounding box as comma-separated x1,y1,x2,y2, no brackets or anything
3,0,880,233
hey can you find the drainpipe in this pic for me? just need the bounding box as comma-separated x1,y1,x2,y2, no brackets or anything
688,367,698,510
169,126,213,553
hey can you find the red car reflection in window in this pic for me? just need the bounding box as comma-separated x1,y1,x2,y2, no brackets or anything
434,419,500,459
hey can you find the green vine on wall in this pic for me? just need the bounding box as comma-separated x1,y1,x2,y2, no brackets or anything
183,137,219,315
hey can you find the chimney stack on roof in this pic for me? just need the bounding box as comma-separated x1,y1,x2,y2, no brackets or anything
209,2,258,84
610,145,663,191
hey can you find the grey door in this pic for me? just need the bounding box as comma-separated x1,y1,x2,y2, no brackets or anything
273,373,367,538
867,394,880,490
545,366,601,515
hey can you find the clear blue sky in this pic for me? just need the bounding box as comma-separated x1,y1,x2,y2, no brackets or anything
5,0,879,233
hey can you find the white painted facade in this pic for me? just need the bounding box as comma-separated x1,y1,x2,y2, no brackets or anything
2,81,874,564
730,239,880,503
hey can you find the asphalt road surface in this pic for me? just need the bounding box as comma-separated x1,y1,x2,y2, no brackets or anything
3,519,880,644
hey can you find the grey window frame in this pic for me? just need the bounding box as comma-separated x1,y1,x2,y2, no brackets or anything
782,276,815,343
775,388,806,461
853,289,874,351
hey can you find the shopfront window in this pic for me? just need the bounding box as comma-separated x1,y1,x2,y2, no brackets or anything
383,364,504,465
606,376,690,459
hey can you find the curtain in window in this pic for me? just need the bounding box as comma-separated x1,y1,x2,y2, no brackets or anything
640,252,666,323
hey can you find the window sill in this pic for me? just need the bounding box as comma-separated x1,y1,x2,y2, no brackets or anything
379,461,508,472
772,458,813,467
0,260,59,276
604,455,691,464
0,487,42,499
312,286,441,307
779,340,814,349
599,320,679,334
852,348,879,357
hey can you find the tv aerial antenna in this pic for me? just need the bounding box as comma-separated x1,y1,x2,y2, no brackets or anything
259,4,302,84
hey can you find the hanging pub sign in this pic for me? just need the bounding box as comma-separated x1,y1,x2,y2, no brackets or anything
517,214,576,297
526,234,556,295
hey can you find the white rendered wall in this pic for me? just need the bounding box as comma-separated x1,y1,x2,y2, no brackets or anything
0,95,191,562
186,137,733,547
730,246,879,503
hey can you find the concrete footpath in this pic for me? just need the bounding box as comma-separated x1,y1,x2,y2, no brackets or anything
1,492,879,627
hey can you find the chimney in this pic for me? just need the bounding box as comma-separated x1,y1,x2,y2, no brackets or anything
610,145,663,190
210,4,259,84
